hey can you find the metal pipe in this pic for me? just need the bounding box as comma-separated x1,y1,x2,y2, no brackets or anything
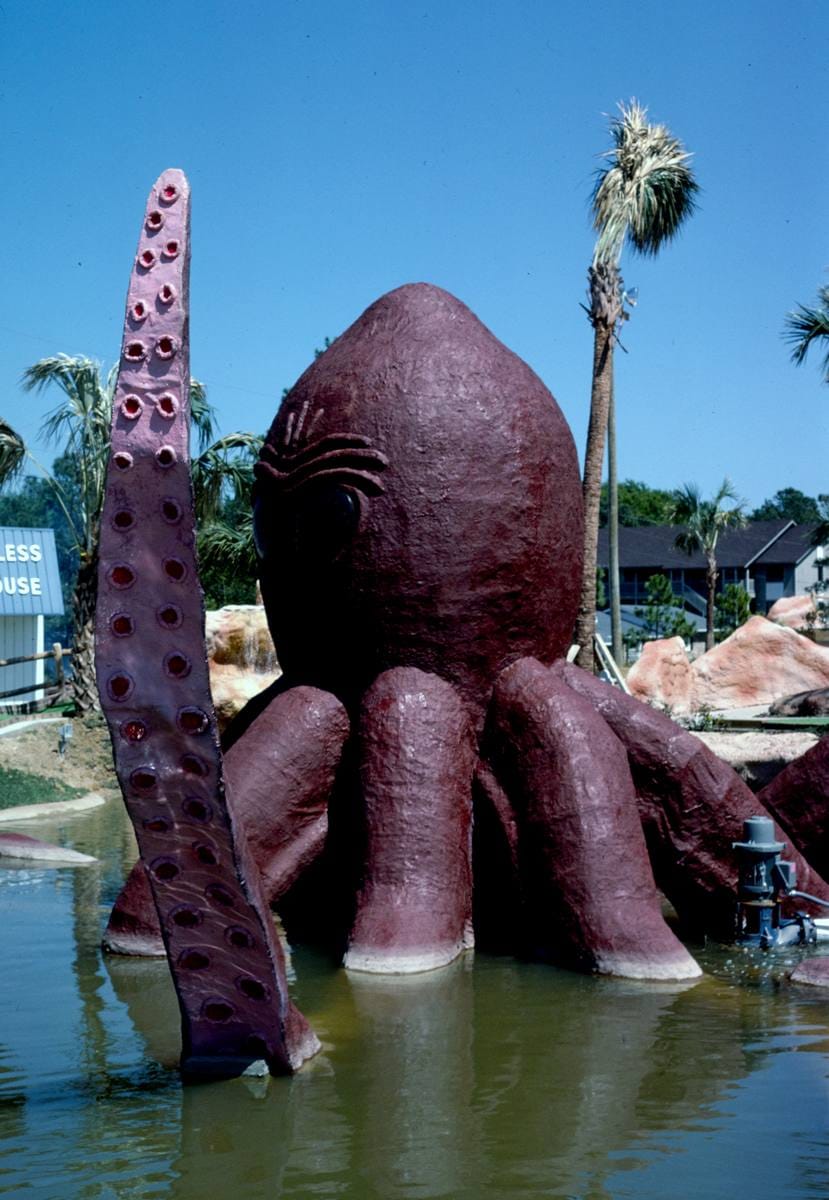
788,890,829,911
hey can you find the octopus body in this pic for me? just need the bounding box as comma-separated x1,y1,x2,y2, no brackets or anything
99,173,829,1079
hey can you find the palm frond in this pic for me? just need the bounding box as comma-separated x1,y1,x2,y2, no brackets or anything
23,356,109,443
192,432,263,523
783,285,829,382
19,355,113,553
189,379,216,453
671,478,746,557
197,511,257,578
592,100,698,266
0,419,26,489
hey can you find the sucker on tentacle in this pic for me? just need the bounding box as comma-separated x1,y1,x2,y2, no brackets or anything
95,169,318,1079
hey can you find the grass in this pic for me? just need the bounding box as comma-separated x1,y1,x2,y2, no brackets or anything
0,765,85,810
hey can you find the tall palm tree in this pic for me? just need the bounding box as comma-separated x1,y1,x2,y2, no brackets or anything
575,101,698,672
783,284,829,385
671,479,746,652
0,356,259,711
783,284,829,549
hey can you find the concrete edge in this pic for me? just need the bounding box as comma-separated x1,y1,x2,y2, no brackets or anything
0,717,66,738
0,792,109,823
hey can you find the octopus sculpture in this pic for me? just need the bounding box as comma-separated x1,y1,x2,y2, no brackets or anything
97,171,829,1080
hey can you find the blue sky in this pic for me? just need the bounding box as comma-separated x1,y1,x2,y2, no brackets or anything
1,0,826,509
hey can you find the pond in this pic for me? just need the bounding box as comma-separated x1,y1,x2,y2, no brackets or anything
1,797,828,1199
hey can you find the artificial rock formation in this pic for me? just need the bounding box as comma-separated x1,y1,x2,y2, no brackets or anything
627,636,695,713
692,616,829,710
767,594,816,630
100,171,829,1081
770,687,829,717
628,616,829,713
205,605,281,732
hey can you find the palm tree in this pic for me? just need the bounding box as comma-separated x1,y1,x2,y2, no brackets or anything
784,284,829,385
575,101,698,672
0,356,260,711
671,479,746,652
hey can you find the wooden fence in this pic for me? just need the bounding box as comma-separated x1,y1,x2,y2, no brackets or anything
0,644,72,704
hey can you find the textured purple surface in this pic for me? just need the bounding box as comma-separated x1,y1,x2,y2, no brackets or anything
98,207,829,1058
344,668,475,973
104,684,350,956
555,662,829,938
486,659,700,979
758,736,829,880
223,685,350,900
255,283,584,723
95,170,318,1077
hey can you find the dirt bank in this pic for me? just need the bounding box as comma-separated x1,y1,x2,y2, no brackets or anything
0,715,119,795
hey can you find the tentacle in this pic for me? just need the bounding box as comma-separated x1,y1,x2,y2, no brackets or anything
95,170,318,1078
222,685,349,898
757,737,829,880
486,657,700,980
104,860,164,956
554,662,829,938
344,667,475,973
104,684,349,954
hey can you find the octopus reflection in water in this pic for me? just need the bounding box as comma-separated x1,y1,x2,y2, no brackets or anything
98,172,829,1079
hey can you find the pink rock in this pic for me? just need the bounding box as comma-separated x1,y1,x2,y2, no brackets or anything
210,664,281,733
627,637,695,714
691,616,829,710
205,606,281,731
768,594,817,630
205,605,277,671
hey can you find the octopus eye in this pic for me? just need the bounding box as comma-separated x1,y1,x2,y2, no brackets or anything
255,483,360,567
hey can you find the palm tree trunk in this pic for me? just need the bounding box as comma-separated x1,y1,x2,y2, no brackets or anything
705,553,717,652
71,553,100,713
607,376,623,666
575,263,622,672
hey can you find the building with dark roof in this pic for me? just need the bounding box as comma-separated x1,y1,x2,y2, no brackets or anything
596,520,826,615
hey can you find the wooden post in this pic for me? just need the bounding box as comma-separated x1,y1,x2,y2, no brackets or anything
53,642,65,700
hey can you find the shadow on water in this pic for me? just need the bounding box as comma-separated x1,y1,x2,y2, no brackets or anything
2,799,829,1199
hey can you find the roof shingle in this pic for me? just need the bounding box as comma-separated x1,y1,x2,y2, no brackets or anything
595,519,808,570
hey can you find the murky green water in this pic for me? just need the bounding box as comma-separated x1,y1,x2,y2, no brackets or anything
1,798,828,1199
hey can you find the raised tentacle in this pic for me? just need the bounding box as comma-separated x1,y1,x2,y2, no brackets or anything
486,658,700,980
344,667,475,974
554,661,829,938
104,684,350,956
95,169,318,1078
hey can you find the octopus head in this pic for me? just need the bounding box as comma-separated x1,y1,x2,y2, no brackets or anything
254,283,583,712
